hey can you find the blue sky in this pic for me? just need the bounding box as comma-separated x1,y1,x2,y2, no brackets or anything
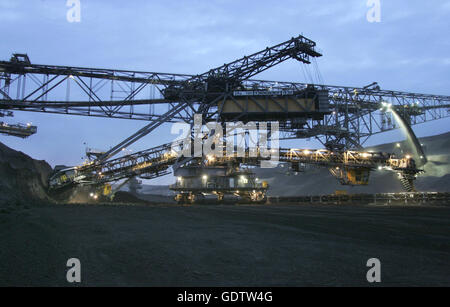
1,0,449,184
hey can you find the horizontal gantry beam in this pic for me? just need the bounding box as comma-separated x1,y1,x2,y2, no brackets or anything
1,55,449,148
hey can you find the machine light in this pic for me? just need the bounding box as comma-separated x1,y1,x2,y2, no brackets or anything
381,102,392,110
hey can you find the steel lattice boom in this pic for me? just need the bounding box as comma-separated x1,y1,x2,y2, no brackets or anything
1,35,449,153
49,143,422,192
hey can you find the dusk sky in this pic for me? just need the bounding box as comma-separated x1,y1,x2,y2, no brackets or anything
1,0,449,185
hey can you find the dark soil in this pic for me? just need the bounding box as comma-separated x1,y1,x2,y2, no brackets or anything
0,203,449,286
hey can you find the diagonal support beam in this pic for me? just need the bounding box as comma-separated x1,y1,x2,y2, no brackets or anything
97,101,189,162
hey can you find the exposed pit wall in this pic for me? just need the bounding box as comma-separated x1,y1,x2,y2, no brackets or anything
0,142,53,206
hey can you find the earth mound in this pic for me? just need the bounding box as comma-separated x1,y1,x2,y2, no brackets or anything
0,142,53,206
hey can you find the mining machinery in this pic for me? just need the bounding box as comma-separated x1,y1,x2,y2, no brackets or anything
0,120,37,138
170,146,422,203
48,140,422,202
0,110,37,138
1,34,449,201
1,48,448,149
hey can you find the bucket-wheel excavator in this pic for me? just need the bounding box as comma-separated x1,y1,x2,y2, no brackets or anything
2,34,447,202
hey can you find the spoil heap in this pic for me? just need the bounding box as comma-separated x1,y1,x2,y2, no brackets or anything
0,142,53,206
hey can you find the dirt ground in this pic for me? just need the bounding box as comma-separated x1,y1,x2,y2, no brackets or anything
0,203,449,286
